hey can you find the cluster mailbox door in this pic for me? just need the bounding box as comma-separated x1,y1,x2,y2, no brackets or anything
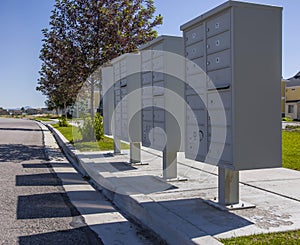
181,1,282,171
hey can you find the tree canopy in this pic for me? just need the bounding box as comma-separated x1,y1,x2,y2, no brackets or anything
37,0,163,112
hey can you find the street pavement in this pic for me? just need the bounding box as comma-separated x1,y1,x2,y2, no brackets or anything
0,118,158,245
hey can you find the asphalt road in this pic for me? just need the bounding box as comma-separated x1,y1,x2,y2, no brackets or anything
0,118,102,245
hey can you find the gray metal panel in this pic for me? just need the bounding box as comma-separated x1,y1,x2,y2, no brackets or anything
142,72,152,85
207,49,231,71
185,24,205,46
143,109,153,121
186,41,204,60
206,31,230,55
154,109,165,122
232,4,282,170
207,91,231,110
153,72,164,82
207,68,232,89
186,57,205,75
206,11,230,37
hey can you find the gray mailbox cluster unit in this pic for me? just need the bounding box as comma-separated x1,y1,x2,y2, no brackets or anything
103,66,114,136
181,1,282,170
139,36,185,179
111,53,142,163
181,1,282,206
102,1,282,207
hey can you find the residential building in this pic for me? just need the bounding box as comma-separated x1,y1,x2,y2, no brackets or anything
282,79,286,117
285,72,300,120
0,107,9,116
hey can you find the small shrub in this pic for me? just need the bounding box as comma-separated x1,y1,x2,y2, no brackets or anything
94,113,104,141
282,117,293,122
59,116,69,127
285,125,300,130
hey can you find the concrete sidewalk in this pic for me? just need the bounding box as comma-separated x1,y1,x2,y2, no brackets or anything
39,122,163,245
46,123,300,245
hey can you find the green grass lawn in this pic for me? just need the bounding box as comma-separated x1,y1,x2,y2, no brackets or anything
52,124,129,152
221,229,300,244
282,130,300,170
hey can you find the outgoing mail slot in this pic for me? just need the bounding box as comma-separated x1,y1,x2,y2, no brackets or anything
207,68,232,89
206,31,230,55
206,11,230,37
185,25,204,46
120,79,127,87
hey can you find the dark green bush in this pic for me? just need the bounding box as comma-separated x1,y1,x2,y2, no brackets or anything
94,113,104,141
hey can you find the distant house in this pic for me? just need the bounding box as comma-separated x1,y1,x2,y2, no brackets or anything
282,79,286,117
285,72,300,120
0,107,9,116
8,109,22,116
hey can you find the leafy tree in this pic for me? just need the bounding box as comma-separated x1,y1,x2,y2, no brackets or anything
37,0,162,115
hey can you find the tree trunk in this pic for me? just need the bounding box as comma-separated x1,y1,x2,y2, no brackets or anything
90,77,95,120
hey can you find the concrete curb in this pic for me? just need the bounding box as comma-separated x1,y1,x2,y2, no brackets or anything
42,123,222,245
37,121,164,244
45,124,89,177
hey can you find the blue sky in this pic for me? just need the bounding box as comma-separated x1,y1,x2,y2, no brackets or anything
0,0,298,108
